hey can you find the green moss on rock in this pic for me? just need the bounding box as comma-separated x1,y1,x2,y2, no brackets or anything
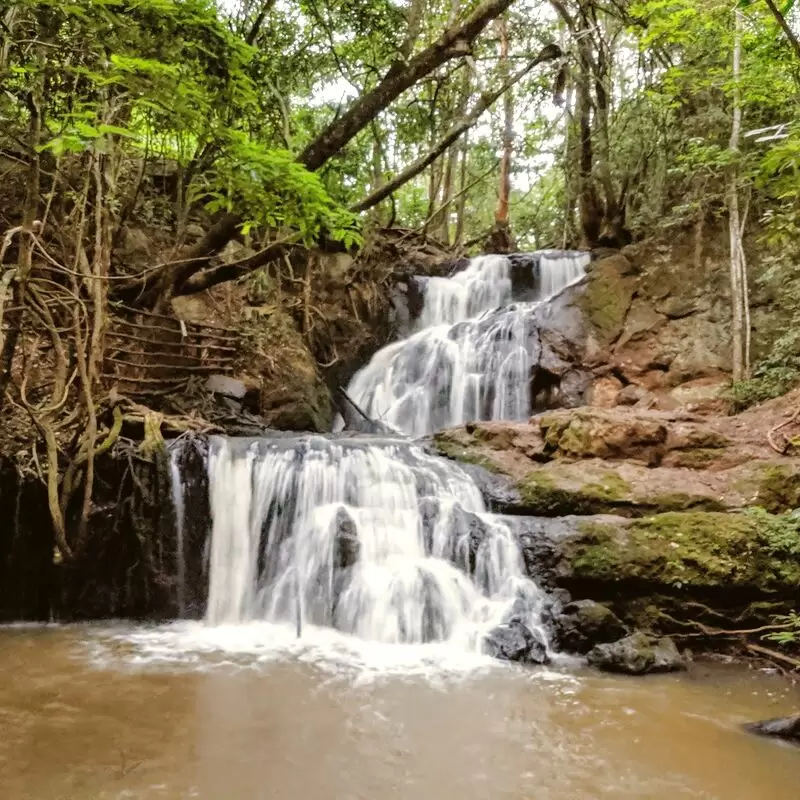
580,258,636,345
570,512,800,591
755,465,800,513
432,433,507,474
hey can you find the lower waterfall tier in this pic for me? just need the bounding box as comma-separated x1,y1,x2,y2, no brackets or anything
200,436,549,653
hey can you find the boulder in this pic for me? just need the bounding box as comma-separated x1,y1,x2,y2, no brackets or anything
483,620,550,665
587,632,685,675
552,599,627,654
743,714,800,745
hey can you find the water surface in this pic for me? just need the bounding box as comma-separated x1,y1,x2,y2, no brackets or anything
1,623,798,799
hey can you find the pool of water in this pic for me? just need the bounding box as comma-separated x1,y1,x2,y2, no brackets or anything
1,623,798,799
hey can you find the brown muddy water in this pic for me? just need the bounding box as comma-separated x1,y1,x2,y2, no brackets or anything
1,623,799,800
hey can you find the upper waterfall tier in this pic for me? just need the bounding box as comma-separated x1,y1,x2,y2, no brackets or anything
340,251,589,437
204,435,548,652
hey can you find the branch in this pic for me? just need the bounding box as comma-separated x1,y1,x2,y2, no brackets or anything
176,238,304,295
298,0,518,171
351,44,562,212
245,0,277,45
763,0,800,63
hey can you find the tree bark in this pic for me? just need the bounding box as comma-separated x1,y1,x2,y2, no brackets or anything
728,9,748,382
352,43,561,213
494,15,512,226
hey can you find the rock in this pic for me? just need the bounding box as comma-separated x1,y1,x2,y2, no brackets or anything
587,632,685,675
744,714,800,744
483,620,550,665
539,408,667,464
616,384,651,407
184,223,205,241
668,377,731,415
615,299,667,350
579,254,637,346
552,599,627,654
588,376,623,408
332,507,360,570
450,504,491,574
562,512,800,595
119,227,151,260
206,375,247,399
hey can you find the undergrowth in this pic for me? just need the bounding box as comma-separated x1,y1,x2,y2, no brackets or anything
731,331,800,410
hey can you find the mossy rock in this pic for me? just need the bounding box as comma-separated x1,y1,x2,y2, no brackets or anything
432,432,507,475
516,468,722,516
579,256,637,345
755,465,800,513
569,511,800,591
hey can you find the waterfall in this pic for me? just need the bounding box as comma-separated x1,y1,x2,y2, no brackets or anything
203,435,549,654
169,449,187,618
339,251,589,437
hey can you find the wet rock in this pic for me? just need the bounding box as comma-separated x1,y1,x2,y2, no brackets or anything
332,507,360,570
552,599,627,654
743,714,800,745
450,504,492,573
419,497,441,554
483,620,550,665
587,632,685,675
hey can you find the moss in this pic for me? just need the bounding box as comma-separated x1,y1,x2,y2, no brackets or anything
644,492,726,512
518,472,606,515
668,448,725,468
755,465,800,513
581,472,632,501
571,512,800,591
433,434,507,475
579,260,636,345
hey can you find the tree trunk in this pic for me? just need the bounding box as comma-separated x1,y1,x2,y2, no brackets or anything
454,136,469,246
494,16,512,227
727,9,748,382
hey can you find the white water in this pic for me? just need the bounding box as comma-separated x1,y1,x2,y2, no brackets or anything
203,436,548,658
340,252,589,437
168,449,186,617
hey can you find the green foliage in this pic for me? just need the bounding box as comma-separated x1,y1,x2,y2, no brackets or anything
731,329,800,408
198,133,361,245
745,506,800,556
764,611,800,646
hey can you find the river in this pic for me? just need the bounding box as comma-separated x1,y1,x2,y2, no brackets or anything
1,623,798,799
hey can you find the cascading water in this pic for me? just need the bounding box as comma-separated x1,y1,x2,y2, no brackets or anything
340,251,589,437
203,435,549,655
